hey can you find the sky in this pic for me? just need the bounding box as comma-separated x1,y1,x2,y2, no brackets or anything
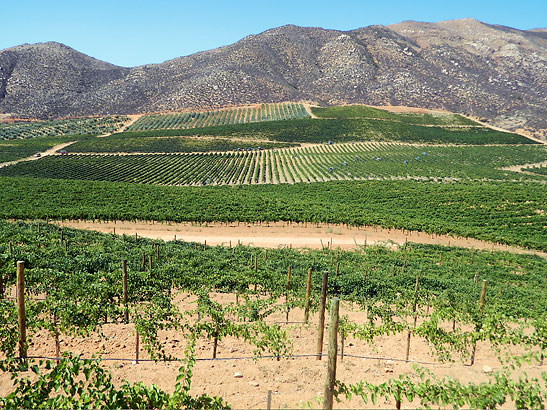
2,0,546,67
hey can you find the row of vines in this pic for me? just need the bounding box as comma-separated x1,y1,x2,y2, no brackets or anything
1,221,547,408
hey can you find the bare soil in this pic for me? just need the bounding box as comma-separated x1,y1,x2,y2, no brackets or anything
56,220,546,259
0,292,542,409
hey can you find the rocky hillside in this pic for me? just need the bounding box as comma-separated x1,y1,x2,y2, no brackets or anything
1,19,545,137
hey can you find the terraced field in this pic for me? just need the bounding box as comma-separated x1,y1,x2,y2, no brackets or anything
126,103,309,131
2,142,545,185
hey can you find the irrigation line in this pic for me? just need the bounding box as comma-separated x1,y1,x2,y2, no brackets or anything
14,353,438,366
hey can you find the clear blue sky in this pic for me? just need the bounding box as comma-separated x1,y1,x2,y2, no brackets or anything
2,0,545,67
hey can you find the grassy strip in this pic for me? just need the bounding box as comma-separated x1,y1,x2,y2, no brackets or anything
0,177,545,251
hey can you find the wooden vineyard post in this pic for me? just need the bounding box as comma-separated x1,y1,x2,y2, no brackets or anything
266,390,272,410
212,324,219,359
286,265,291,323
122,260,129,324
405,275,420,361
156,244,159,259
316,271,328,360
135,232,138,242
17,261,27,358
135,331,140,364
470,280,487,366
141,252,145,270
9,241,13,255
304,267,312,323
148,255,153,271
53,311,60,359
323,298,340,410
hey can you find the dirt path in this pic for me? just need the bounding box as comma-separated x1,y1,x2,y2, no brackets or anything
0,141,76,169
55,220,546,258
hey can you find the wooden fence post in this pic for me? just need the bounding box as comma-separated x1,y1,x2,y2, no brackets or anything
122,260,129,323
323,298,340,410
304,268,312,323
405,275,420,361
17,261,27,358
135,331,140,364
53,311,60,358
316,271,328,360
470,280,487,365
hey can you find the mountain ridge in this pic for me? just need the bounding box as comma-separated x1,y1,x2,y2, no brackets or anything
1,19,546,138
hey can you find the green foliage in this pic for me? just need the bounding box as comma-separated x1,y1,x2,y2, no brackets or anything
312,105,478,125
0,353,229,409
334,365,547,409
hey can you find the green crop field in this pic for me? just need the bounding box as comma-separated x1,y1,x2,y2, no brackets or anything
2,143,545,185
126,103,309,131
0,115,128,140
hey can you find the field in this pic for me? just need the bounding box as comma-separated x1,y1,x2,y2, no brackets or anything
1,103,546,408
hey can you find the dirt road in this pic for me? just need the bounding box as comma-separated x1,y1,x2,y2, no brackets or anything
56,220,546,258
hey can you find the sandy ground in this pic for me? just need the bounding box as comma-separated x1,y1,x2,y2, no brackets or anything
0,292,543,409
56,220,546,259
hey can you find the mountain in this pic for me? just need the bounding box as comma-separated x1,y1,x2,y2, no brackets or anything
1,19,546,138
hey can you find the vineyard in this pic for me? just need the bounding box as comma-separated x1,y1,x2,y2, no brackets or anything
2,143,546,185
1,221,547,408
0,102,546,407
126,103,310,131
0,177,545,251
0,116,128,140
